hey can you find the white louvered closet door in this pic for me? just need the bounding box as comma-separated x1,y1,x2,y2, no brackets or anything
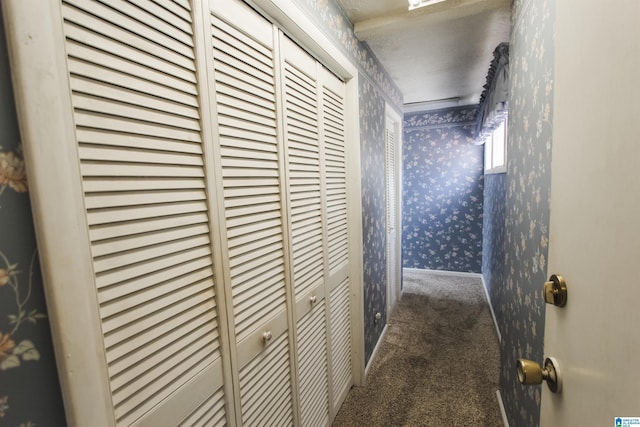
61,0,228,425
385,115,398,313
318,66,353,415
211,1,295,426
280,36,330,427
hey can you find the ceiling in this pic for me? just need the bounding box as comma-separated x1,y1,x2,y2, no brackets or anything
336,0,512,111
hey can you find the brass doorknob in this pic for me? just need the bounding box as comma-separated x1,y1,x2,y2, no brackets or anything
516,357,563,393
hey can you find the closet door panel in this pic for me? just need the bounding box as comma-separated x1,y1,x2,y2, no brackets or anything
211,2,295,425
43,0,229,425
280,36,324,302
319,68,353,412
211,11,288,344
280,35,332,427
328,278,352,408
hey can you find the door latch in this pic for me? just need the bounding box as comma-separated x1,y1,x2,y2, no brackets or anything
544,274,568,307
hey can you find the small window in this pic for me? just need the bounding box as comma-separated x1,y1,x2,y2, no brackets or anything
484,118,507,174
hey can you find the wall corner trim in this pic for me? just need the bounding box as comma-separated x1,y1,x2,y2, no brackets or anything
481,275,502,343
364,323,388,378
496,389,510,427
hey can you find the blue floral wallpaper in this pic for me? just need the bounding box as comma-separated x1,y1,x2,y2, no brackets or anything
495,0,556,425
0,14,67,427
402,106,484,273
482,172,506,328
359,76,388,364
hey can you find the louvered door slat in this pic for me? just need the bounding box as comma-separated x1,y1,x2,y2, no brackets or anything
82,177,205,193
212,16,272,67
95,244,211,289
298,303,330,427
87,201,208,227
97,256,212,304
79,144,203,165
113,338,217,424
177,388,227,427
72,94,200,130
213,9,290,347
239,333,294,426
102,285,213,349
329,278,352,407
60,0,226,424
89,212,207,241
106,300,215,368
97,0,193,47
109,322,218,398
72,78,199,119
150,0,192,25
281,38,324,301
66,50,198,104
75,113,201,143
62,2,195,73
64,22,194,88
322,81,349,276
76,128,202,154
85,189,206,210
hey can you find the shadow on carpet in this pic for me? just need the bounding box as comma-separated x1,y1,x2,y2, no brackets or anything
332,269,502,427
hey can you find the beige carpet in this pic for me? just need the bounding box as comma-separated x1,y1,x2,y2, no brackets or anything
332,269,502,427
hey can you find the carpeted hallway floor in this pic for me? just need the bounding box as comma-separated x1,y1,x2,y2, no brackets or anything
332,269,502,427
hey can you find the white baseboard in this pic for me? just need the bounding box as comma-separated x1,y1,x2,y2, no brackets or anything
403,267,482,279
496,389,509,427
481,275,502,343
365,323,388,378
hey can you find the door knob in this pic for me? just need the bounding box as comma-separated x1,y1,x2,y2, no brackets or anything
516,357,563,393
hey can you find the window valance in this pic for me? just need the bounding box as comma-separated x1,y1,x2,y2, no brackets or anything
475,42,509,145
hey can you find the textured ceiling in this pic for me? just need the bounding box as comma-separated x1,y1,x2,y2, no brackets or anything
337,0,511,110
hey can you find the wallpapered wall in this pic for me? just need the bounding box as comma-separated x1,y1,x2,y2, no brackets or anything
0,14,67,427
358,77,387,363
493,0,556,425
292,0,401,363
402,106,484,273
482,172,506,325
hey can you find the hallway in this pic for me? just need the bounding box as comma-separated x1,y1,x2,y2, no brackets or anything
333,270,501,426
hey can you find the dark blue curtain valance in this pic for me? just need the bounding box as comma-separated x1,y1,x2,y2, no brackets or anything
475,42,509,145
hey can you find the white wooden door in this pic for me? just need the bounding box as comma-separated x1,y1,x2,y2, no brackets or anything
541,2,640,425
